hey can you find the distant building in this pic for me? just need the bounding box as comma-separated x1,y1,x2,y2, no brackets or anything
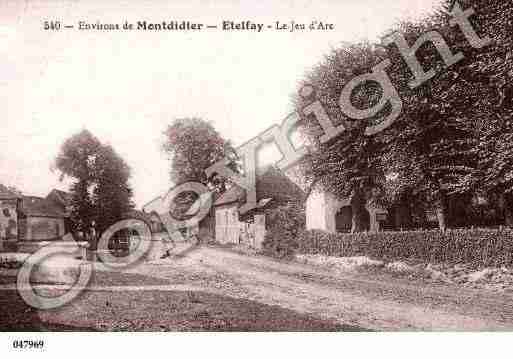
17,195,68,241
0,186,72,252
141,166,305,249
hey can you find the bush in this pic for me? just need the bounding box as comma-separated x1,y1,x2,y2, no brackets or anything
298,228,513,268
261,203,305,259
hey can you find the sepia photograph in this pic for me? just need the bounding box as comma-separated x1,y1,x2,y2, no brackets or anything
1,0,512,356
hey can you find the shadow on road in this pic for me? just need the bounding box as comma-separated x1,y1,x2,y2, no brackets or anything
0,288,95,331
0,273,368,331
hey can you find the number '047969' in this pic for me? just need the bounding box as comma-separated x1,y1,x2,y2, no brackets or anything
12,340,45,350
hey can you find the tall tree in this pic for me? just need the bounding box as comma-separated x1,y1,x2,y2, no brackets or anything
448,0,513,226
162,118,237,192
54,129,101,233
389,0,513,228
55,130,134,235
294,0,504,232
377,6,487,231
294,43,388,232
93,144,134,234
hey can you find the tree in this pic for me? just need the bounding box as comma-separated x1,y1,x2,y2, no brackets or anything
55,130,134,235
394,0,513,227
382,152,428,229
162,118,237,219
294,0,506,232
294,43,388,232
448,0,513,226
92,144,134,234
377,5,489,231
54,129,101,233
162,118,236,192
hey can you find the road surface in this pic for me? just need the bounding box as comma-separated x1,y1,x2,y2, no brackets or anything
116,246,513,331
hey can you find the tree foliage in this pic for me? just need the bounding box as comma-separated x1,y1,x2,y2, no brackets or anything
383,14,482,231
93,145,134,234
55,129,101,232
162,118,237,220
55,129,134,235
295,0,513,231
454,0,513,224
294,43,388,232
162,118,236,192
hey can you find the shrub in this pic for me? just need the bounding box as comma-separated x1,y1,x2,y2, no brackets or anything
261,202,305,259
298,228,513,268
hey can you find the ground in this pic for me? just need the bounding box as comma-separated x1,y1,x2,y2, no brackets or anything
1,245,513,331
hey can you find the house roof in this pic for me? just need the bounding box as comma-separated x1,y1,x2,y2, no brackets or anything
20,196,67,218
213,186,244,206
47,189,72,206
0,184,21,199
213,166,305,207
141,167,306,217
256,166,306,203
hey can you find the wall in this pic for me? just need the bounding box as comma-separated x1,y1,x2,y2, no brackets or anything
305,184,388,233
214,205,266,249
0,199,18,241
306,188,348,233
215,204,240,244
25,217,65,241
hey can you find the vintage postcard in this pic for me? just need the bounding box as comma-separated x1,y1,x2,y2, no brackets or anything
1,0,512,356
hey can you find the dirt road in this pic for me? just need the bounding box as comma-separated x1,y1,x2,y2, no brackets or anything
117,246,513,331
4,245,513,331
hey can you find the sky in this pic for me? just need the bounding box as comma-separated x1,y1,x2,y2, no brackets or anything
0,0,441,207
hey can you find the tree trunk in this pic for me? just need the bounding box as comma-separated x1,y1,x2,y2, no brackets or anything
505,206,513,227
501,193,513,227
351,190,367,233
434,193,447,233
395,199,413,230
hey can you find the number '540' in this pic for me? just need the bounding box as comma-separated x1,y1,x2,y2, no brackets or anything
43,21,61,30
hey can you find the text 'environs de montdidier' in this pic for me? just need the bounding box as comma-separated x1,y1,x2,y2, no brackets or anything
78,20,269,32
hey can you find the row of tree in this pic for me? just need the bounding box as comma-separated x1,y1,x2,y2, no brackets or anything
294,0,513,232
54,130,134,237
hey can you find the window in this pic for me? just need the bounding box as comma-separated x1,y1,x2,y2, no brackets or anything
2,208,10,218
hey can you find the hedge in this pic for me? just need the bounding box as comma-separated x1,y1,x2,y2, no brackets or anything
298,229,513,268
